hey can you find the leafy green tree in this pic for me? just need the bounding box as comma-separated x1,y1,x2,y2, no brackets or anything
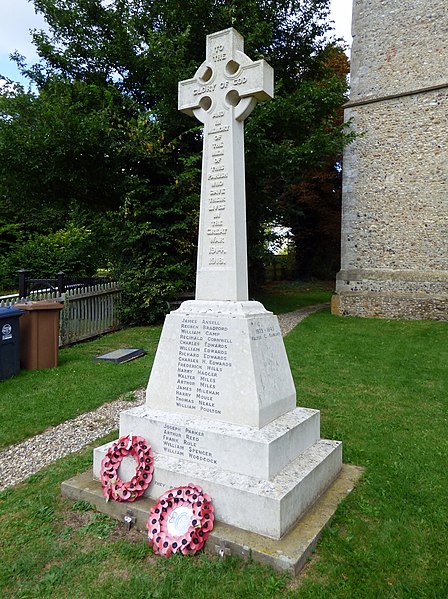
0,78,126,233
0,74,198,306
0,225,99,289
1,0,351,320
249,44,352,281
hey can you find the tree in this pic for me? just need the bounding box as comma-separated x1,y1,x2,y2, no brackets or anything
0,0,351,319
0,78,127,232
279,159,343,278
254,44,352,280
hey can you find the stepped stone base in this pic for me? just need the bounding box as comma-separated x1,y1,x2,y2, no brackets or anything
94,437,342,539
91,299,343,540
117,405,321,480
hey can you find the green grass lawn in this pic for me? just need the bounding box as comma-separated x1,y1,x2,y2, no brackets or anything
0,327,161,449
1,308,447,597
285,312,447,597
253,280,334,314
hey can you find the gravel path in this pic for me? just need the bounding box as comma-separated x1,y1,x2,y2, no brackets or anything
277,302,329,336
0,303,328,491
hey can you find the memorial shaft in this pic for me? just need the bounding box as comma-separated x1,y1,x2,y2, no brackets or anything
178,28,273,301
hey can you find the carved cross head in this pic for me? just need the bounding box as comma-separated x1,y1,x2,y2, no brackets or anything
178,28,273,123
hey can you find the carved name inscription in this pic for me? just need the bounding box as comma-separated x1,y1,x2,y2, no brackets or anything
249,320,281,342
175,316,232,416
161,423,217,465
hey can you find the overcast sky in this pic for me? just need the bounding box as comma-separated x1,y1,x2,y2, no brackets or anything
0,0,353,85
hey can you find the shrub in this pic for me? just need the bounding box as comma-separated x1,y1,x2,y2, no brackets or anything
116,257,194,325
0,226,99,289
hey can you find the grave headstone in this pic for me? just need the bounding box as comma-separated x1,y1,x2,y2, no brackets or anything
93,28,342,540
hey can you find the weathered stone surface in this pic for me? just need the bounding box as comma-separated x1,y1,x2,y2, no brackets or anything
114,405,320,480
334,1,448,320
62,464,364,574
145,301,296,428
350,0,447,100
94,438,342,540
178,27,273,301
332,292,448,321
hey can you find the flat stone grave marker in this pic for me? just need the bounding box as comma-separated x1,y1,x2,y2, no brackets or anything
95,349,146,364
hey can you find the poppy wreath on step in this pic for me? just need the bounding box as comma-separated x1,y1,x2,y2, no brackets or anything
147,483,215,557
100,435,154,502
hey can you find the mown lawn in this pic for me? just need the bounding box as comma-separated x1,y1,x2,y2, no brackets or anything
0,327,161,449
0,281,328,449
285,312,447,598
254,280,333,314
0,308,447,598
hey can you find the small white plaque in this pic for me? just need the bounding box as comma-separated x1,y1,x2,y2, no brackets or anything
166,506,194,537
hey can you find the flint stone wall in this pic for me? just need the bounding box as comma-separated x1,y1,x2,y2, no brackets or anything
333,0,448,320
350,0,447,100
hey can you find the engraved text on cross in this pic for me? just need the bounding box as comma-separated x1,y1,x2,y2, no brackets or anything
178,28,273,301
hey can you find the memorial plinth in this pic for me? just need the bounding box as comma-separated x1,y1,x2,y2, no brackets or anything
93,28,342,541
145,301,296,428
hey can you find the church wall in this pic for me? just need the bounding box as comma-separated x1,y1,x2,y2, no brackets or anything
350,0,447,100
333,0,448,320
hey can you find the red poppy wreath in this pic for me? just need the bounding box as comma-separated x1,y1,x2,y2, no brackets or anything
146,484,215,556
100,435,154,502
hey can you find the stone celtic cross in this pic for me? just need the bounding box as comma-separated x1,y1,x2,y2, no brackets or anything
178,28,273,301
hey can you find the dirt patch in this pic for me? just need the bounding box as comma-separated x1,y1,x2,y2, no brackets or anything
285,553,321,591
63,508,92,530
111,523,145,544
61,502,146,544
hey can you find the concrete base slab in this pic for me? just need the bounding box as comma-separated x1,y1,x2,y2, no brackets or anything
61,463,363,574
